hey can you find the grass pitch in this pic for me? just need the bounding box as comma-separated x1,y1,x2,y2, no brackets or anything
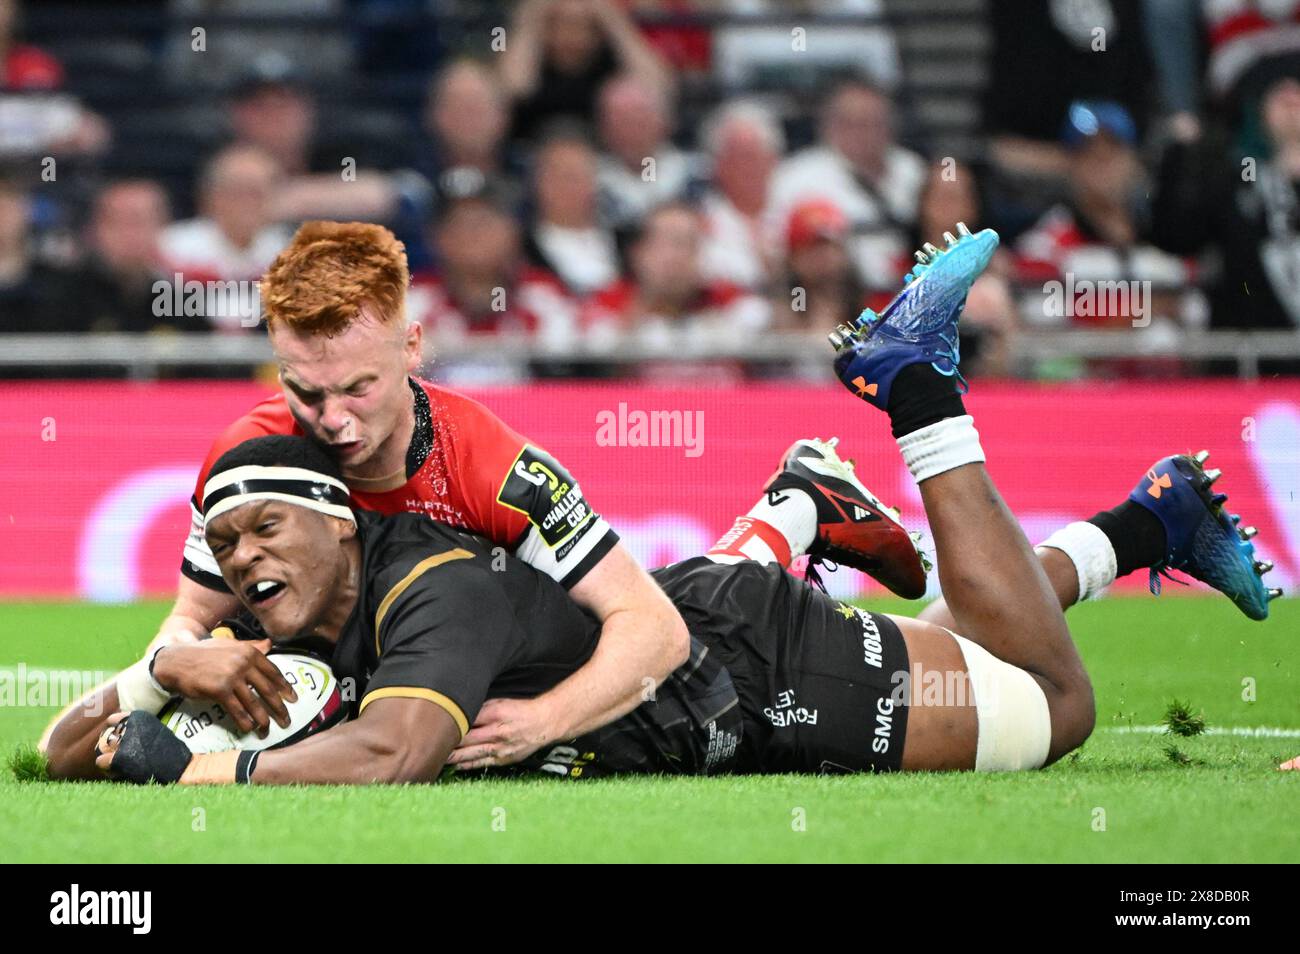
2,596,1297,863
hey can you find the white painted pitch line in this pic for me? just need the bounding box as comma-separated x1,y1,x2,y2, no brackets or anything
1101,725,1300,738
5,668,1300,739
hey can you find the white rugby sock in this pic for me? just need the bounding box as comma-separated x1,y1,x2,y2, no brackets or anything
707,489,818,566
1038,521,1118,603
896,415,985,484
746,488,818,557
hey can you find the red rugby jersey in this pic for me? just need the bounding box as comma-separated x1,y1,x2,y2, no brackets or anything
183,378,617,592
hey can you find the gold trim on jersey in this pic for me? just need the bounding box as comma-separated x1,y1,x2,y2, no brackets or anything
359,686,469,738
373,548,475,653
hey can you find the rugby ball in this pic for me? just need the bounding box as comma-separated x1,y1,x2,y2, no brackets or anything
159,651,347,754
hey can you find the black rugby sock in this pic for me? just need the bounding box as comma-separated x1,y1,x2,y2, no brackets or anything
1087,501,1168,578
886,363,968,439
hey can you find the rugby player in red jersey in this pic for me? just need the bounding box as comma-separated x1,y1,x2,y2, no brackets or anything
148,221,690,767
145,221,921,768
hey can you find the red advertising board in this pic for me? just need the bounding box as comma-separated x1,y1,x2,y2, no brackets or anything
1,380,1298,601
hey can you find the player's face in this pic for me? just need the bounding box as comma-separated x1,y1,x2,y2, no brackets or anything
270,311,422,477
205,501,355,640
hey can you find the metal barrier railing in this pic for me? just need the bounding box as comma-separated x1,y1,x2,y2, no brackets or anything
2,329,1297,380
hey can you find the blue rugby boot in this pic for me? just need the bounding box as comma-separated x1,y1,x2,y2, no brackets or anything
829,222,999,408
1130,450,1280,620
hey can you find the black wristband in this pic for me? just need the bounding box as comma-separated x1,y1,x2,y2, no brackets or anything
112,711,193,785
235,750,260,785
147,645,166,683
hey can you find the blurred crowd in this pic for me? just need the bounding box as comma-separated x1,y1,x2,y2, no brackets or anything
2,0,1300,381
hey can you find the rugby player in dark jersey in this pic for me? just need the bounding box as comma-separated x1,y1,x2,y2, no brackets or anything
47,225,1278,783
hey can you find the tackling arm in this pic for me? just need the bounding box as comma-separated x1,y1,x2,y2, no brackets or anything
449,543,690,768
544,543,690,736
438,406,691,767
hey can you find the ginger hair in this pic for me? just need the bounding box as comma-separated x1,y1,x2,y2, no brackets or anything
261,221,409,336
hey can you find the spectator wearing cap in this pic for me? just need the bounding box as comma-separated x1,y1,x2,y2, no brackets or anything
595,75,699,231
51,180,174,334
770,197,863,336
1151,75,1300,341
408,187,577,383
500,0,673,144
982,0,1150,189
0,0,56,90
1015,101,1192,378
698,99,785,293
1017,101,1141,273
1017,101,1191,329
524,127,620,297
769,75,926,293
0,0,108,159
582,201,768,380
160,144,293,331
